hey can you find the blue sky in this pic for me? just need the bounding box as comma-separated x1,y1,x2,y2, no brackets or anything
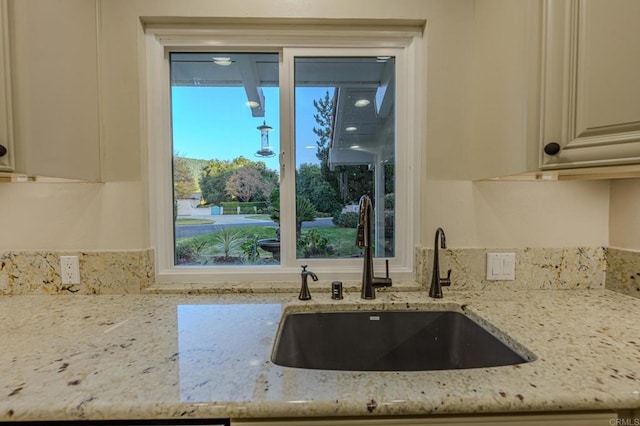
171,86,331,171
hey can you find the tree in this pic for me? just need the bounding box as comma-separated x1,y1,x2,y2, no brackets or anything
254,166,279,202
294,196,318,238
312,91,334,170
269,188,318,239
199,156,278,204
296,163,341,214
173,157,198,199
199,168,232,205
225,166,274,202
199,159,237,205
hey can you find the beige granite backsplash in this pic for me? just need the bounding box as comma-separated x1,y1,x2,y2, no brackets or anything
415,246,607,291
2,246,639,298
605,248,640,299
0,249,154,295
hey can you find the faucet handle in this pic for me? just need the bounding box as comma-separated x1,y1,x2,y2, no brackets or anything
372,260,393,288
441,269,452,287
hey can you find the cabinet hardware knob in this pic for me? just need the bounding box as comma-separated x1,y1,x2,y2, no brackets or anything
544,142,561,156
0,144,7,157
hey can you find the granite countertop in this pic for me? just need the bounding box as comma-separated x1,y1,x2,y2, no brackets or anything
1,289,639,422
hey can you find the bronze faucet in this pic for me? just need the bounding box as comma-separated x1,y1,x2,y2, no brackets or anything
356,195,392,299
299,265,317,300
429,227,451,298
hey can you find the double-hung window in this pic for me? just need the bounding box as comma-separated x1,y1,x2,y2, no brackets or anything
144,22,423,283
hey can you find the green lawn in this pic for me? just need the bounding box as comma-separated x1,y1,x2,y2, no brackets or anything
175,224,361,260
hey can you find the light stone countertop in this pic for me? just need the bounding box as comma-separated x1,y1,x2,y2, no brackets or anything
0,289,639,422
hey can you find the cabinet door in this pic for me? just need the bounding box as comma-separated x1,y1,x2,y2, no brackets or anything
8,0,101,181
540,0,640,170
0,0,13,172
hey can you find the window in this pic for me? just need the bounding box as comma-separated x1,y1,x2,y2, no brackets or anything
170,52,281,266
145,23,422,283
294,57,396,260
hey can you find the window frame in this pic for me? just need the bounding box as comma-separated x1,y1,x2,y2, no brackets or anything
143,22,424,284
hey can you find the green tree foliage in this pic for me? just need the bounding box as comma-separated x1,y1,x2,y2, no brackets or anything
296,163,341,214
173,157,209,193
269,187,318,239
199,156,278,205
268,187,280,223
312,90,334,169
295,196,318,238
173,157,199,199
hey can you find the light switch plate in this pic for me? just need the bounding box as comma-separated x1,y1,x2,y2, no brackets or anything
486,253,515,281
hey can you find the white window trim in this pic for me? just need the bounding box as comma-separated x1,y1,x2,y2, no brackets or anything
142,21,424,284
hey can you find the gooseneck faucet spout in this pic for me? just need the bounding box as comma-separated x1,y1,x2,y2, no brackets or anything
356,195,392,299
429,227,451,298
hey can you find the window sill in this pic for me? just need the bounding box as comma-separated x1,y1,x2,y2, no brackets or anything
144,280,423,295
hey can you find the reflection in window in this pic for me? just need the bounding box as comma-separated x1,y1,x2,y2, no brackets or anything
294,57,395,259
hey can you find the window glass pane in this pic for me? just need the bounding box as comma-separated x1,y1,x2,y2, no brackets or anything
170,52,281,266
294,57,396,259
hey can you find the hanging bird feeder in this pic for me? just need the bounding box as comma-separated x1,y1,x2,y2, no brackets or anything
255,120,275,158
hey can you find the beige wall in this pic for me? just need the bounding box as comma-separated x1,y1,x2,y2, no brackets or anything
609,179,640,250
0,182,146,250
425,180,610,248
0,0,612,252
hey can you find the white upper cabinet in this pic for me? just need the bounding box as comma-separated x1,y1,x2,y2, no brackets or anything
0,0,13,173
540,0,640,170
469,0,543,180
470,0,640,180
1,0,101,181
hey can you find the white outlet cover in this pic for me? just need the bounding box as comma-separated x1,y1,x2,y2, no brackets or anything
60,256,80,284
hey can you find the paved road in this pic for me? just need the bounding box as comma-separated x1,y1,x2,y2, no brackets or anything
175,216,335,240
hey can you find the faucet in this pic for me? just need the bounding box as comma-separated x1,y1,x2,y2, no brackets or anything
429,227,451,298
299,264,318,300
356,195,392,299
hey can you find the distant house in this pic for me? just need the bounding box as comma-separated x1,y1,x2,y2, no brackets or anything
176,193,204,216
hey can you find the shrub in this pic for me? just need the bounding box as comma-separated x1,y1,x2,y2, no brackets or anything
220,201,267,215
295,196,318,238
213,228,242,258
297,229,334,258
384,210,395,257
333,211,359,228
240,234,260,263
271,192,318,239
175,238,209,265
175,242,196,264
384,193,395,210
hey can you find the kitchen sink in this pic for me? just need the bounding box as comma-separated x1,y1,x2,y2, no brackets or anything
271,310,532,371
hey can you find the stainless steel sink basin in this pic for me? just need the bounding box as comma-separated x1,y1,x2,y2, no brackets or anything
272,310,532,371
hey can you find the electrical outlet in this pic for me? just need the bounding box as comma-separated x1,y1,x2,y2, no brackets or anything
60,256,80,284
